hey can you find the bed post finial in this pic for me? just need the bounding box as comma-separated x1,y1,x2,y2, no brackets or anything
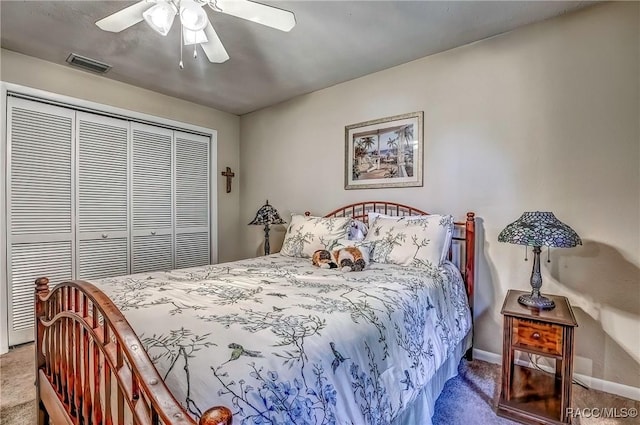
200,406,233,425
36,277,50,294
34,276,50,351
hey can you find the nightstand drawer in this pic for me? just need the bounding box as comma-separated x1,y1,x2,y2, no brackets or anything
513,318,562,355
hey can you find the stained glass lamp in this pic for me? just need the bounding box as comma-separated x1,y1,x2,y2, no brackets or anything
498,212,582,310
249,200,286,255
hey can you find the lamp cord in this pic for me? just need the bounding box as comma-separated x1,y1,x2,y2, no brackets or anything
527,353,588,389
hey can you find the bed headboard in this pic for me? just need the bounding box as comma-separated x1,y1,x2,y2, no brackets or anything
315,201,476,314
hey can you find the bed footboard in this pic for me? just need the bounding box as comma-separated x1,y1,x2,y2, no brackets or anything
34,277,232,425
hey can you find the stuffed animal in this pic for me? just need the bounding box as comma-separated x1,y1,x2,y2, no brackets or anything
312,247,367,272
348,219,368,241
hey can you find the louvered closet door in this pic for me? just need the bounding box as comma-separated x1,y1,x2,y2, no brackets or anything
76,112,130,280
175,131,210,269
131,123,174,273
7,98,74,345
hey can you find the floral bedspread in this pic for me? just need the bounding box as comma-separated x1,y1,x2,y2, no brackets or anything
95,254,471,425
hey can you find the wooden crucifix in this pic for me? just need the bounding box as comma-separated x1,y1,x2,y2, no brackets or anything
221,167,235,193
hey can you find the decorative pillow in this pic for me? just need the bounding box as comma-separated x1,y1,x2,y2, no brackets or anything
347,219,369,241
280,214,351,258
364,215,454,267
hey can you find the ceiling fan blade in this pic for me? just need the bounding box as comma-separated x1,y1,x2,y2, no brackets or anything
201,22,230,63
96,1,151,32
215,0,296,32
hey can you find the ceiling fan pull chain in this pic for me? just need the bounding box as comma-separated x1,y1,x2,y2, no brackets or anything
179,22,185,69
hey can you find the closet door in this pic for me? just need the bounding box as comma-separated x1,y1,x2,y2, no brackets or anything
7,98,74,345
131,123,174,273
76,112,130,280
175,131,210,268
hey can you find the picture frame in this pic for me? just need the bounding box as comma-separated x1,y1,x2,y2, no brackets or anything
345,111,423,190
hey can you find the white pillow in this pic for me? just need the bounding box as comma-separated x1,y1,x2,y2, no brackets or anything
367,212,429,227
364,214,454,267
280,214,351,258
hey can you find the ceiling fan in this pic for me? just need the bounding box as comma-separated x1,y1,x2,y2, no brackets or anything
96,0,296,66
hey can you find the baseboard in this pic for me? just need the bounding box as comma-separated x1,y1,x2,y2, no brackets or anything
472,348,640,401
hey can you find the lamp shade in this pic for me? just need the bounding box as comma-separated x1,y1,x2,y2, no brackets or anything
249,200,286,226
498,212,581,248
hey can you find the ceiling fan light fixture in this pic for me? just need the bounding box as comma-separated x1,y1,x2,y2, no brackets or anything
143,2,178,36
180,0,208,31
95,0,295,65
183,27,208,45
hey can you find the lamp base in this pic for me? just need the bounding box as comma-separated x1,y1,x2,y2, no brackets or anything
518,293,556,310
264,224,271,256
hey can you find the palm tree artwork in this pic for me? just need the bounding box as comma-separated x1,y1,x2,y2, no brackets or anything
386,138,398,155
353,135,379,178
360,136,376,152
345,111,422,189
394,125,414,178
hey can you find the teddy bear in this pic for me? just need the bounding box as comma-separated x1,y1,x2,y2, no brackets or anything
348,219,368,241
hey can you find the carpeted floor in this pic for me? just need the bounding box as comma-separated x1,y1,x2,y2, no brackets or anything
432,356,639,425
0,344,35,425
1,343,638,424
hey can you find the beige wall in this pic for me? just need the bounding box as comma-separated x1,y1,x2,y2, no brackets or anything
1,49,242,262
240,2,639,390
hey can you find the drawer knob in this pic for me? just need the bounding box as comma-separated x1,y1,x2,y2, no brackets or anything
102,233,108,239
532,332,541,340
151,231,157,236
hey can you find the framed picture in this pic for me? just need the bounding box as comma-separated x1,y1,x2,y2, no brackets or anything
345,111,423,190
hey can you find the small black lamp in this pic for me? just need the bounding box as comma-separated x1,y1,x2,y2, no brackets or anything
498,211,582,310
249,200,286,255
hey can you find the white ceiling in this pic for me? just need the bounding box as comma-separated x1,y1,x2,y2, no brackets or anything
1,1,595,115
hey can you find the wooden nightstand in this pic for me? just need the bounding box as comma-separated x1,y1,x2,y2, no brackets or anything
497,290,578,425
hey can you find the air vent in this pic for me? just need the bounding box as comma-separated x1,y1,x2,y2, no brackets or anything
65,53,111,74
